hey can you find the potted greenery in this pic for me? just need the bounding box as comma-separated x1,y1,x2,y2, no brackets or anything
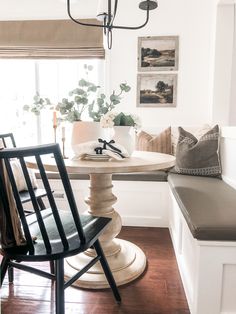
23,65,131,148
23,93,52,115
55,65,131,123
55,65,131,148
100,111,141,155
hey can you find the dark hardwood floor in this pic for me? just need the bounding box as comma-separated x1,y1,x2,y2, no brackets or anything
1,227,190,314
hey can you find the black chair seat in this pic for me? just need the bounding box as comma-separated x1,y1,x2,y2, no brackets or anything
4,208,111,261
19,188,47,204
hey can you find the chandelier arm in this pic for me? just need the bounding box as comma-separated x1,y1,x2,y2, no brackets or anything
110,0,119,26
111,7,150,30
67,0,106,28
67,0,151,30
107,0,112,26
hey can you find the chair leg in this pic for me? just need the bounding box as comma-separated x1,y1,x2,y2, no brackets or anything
37,197,46,210
55,259,65,314
50,261,55,274
93,240,121,303
8,265,14,283
1,256,10,286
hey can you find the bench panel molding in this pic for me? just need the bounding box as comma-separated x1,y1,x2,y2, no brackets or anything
34,179,170,228
169,187,236,314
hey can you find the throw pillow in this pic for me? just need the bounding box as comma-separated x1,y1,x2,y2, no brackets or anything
171,124,211,155
11,160,38,192
136,127,172,154
174,125,221,177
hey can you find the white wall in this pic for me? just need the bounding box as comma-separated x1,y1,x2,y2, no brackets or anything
107,0,218,128
212,2,235,126
220,126,236,188
0,0,98,20
0,0,219,128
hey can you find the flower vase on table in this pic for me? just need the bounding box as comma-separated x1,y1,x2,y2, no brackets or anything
112,126,135,156
71,121,104,153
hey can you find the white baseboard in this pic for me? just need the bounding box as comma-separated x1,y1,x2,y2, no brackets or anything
122,216,168,227
222,175,236,189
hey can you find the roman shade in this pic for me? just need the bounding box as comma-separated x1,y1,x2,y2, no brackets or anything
0,19,104,58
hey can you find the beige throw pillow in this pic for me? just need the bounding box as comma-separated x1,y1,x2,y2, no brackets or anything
136,127,172,154
11,160,38,192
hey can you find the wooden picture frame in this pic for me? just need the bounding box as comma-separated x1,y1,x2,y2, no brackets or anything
138,36,179,72
137,73,177,107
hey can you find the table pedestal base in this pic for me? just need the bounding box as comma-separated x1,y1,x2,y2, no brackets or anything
64,239,146,289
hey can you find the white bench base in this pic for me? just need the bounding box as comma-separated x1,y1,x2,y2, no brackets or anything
169,187,236,314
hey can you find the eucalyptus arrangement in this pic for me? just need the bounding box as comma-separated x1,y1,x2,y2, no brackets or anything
23,93,52,115
23,65,131,124
56,64,131,122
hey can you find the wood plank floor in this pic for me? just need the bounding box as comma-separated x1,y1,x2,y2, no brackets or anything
1,227,190,314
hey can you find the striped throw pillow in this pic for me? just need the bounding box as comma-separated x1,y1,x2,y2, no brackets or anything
136,127,172,154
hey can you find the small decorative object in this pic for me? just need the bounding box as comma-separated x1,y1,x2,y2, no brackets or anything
137,73,177,107
61,126,68,159
53,110,57,143
100,111,141,155
72,138,129,161
138,36,179,71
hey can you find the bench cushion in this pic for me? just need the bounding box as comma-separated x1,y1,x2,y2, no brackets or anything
39,170,168,182
168,173,236,241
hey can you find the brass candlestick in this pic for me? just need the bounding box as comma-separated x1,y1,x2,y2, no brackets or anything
62,137,68,159
53,125,57,143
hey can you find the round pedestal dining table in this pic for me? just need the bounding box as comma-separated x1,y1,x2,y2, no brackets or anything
27,150,175,289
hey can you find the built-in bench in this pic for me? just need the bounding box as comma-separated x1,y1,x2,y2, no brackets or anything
168,173,236,241
168,173,236,314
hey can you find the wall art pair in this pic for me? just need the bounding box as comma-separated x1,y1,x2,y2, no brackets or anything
137,36,179,107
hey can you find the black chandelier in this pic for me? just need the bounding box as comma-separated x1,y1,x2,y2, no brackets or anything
67,0,158,49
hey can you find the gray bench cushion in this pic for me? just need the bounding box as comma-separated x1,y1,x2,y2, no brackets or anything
168,173,236,241
39,170,168,182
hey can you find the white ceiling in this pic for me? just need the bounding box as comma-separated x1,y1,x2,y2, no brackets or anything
0,0,99,21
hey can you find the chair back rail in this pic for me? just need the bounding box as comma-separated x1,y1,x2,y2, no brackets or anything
0,143,86,251
0,133,16,148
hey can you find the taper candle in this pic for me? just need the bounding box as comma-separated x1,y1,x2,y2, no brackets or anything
53,111,57,128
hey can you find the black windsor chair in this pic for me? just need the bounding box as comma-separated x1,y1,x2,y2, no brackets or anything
0,143,121,314
0,132,55,275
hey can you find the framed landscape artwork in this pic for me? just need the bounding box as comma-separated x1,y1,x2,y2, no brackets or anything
137,73,177,107
138,36,179,71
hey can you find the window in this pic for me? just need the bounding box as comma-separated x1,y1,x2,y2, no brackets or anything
0,59,104,147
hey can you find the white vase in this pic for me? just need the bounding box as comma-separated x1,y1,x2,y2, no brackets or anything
71,121,103,153
112,126,135,155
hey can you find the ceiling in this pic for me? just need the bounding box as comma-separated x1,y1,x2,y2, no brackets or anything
0,0,98,21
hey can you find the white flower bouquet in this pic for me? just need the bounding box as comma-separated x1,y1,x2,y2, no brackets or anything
100,111,141,131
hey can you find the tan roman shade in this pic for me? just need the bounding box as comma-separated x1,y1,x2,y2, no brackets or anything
0,19,104,58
